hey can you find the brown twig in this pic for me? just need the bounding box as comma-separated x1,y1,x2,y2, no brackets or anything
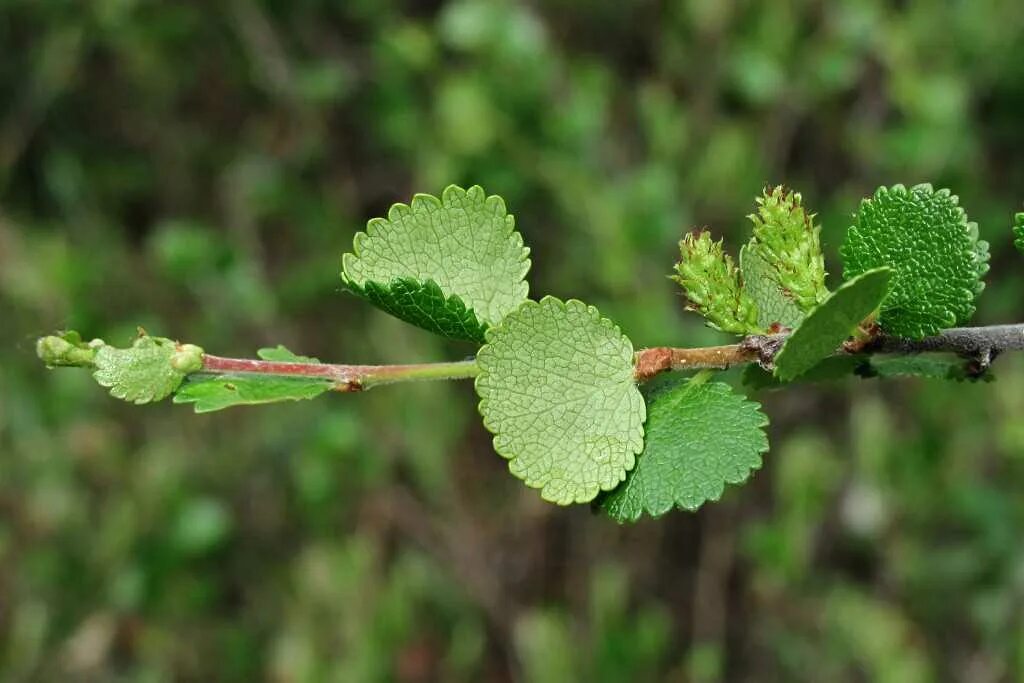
632,323,1024,382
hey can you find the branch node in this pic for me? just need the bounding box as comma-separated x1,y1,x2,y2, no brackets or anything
740,334,785,371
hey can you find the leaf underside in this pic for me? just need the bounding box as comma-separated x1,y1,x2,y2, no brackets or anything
173,345,333,412
93,336,187,404
341,184,530,342
840,184,987,339
773,267,893,382
599,377,769,522
740,244,805,330
475,297,645,505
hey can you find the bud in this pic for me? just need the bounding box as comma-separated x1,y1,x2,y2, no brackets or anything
36,333,100,367
170,343,205,373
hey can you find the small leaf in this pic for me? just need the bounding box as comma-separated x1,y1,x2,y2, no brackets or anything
672,231,762,335
93,335,201,404
746,186,828,310
773,268,893,382
475,297,645,505
840,184,986,339
1014,211,1024,254
256,345,320,363
174,344,330,412
341,184,530,342
599,376,769,521
173,374,333,413
739,244,804,330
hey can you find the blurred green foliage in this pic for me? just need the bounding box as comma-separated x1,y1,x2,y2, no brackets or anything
2,0,1024,680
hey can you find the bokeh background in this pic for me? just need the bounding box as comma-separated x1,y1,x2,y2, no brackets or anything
2,1,1024,681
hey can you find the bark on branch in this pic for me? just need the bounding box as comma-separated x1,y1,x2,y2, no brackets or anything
632,323,1024,381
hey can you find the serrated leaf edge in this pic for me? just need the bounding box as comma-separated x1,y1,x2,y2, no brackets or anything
606,379,770,523
474,295,646,505
341,184,531,331
340,275,488,343
92,337,186,406
840,183,985,339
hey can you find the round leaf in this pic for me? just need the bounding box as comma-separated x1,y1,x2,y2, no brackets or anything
840,184,987,339
93,336,193,404
600,376,769,522
475,297,645,504
342,184,530,342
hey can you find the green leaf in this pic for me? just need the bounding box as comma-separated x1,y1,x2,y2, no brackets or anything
773,268,893,382
475,297,645,505
93,335,203,404
599,375,769,521
840,184,987,339
672,231,762,335
739,244,804,330
746,186,829,310
256,345,320,363
341,184,530,342
173,375,333,413
1014,211,1024,254
173,344,332,412
352,277,490,342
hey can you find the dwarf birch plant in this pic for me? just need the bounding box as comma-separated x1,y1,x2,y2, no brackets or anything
37,184,1024,521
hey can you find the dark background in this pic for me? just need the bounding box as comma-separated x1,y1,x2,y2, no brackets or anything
2,1,1024,681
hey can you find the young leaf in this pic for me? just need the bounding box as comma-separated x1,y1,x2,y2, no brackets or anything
672,231,763,335
174,375,333,412
173,344,332,412
341,185,530,342
1014,211,1024,254
256,345,320,363
739,244,804,330
475,297,645,505
773,268,892,382
599,375,769,521
93,335,204,404
840,184,987,339
746,186,829,311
